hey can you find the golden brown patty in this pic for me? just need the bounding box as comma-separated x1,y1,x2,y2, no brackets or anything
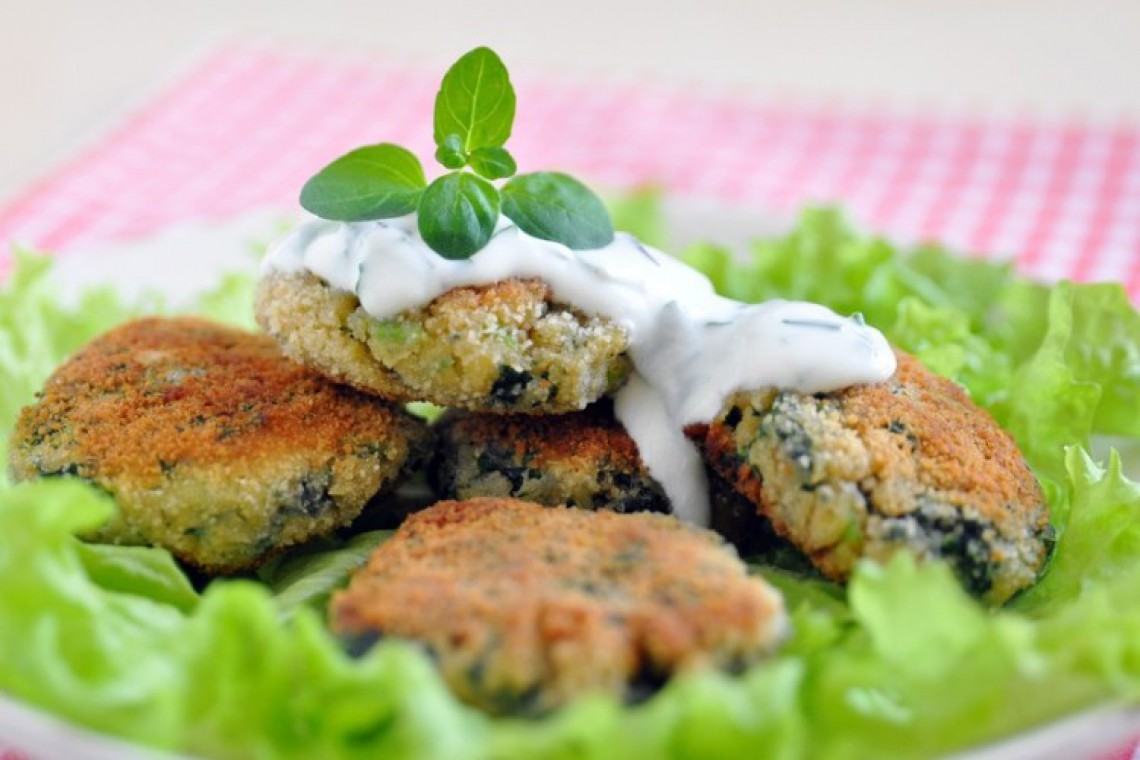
706,467,800,561
428,404,670,514
255,271,632,413
331,497,786,715
8,317,432,573
686,350,1051,604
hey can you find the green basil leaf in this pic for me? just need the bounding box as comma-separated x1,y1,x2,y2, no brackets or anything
469,146,517,180
501,171,614,249
418,172,500,259
433,47,515,152
299,143,426,221
435,133,468,170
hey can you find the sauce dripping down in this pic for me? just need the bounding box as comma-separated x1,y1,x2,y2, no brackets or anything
264,215,897,525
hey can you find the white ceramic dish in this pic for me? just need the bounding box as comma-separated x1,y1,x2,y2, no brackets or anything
2,207,1137,759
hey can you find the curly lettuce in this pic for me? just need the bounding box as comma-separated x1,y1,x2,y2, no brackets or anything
1,209,1139,759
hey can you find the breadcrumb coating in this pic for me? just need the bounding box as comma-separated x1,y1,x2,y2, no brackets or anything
8,317,432,572
331,497,786,715
686,350,1051,604
429,404,670,513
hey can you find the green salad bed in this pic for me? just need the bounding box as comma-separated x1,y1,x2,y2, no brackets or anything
1,207,1138,759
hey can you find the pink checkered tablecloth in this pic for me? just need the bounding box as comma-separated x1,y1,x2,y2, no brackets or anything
1,42,1138,293
0,42,1137,760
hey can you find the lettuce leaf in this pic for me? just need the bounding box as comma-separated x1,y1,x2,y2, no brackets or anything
258,530,392,618
1013,448,1140,615
74,540,199,614
2,209,1140,759
0,481,186,746
804,554,1140,758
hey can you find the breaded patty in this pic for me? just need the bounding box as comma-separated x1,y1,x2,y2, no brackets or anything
686,351,1051,604
428,403,670,514
255,271,632,413
331,497,786,715
706,467,794,560
8,317,432,573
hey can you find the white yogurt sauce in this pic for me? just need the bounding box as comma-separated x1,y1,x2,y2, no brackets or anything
264,215,897,525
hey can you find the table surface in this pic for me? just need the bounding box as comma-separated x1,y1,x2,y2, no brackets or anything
4,0,1139,201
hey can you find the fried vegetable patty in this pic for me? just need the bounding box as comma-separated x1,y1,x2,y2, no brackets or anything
8,317,432,573
331,497,786,715
428,404,670,514
255,272,632,413
686,351,1051,604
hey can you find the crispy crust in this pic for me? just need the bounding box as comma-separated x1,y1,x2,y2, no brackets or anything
429,404,670,513
331,497,786,715
686,350,1051,604
8,317,432,572
255,271,632,413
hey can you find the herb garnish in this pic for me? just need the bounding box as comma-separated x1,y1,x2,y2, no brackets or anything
299,47,615,259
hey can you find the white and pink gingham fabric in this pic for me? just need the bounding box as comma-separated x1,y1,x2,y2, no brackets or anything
1,42,1138,295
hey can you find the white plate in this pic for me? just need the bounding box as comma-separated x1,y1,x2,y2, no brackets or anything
3,207,1137,760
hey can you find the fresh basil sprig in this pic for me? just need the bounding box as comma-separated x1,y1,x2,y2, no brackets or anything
298,47,614,259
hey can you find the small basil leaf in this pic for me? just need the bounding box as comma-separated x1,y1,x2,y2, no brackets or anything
469,146,517,180
300,144,426,221
501,172,615,249
433,47,515,152
436,133,468,170
418,172,500,259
